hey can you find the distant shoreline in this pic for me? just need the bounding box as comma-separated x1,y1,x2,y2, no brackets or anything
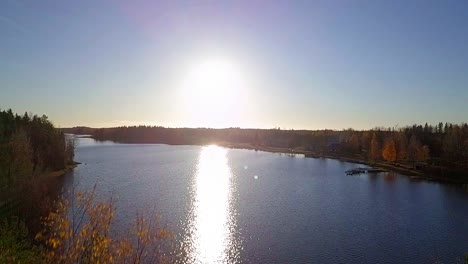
76,135,466,187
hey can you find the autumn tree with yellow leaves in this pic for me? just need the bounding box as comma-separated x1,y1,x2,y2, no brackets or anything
36,187,173,264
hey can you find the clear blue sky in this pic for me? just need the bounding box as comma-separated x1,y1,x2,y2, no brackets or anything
1,0,467,129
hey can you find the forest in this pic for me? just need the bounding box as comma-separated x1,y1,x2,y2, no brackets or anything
0,109,75,190
64,123,468,184
0,108,75,225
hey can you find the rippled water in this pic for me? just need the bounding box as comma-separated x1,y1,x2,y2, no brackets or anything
67,137,468,263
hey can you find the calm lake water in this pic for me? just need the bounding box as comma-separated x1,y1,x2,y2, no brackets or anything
66,137,468,263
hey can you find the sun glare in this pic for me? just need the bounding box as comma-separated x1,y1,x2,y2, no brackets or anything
185,145,238,263
179,57,249,128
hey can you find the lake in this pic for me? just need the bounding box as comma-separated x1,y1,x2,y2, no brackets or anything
66,137,468,263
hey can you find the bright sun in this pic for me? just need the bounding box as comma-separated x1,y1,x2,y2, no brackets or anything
179,57,249,127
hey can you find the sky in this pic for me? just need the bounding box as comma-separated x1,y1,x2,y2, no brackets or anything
1,0,467,130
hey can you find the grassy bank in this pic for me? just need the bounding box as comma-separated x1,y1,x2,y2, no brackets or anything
41,162,80,178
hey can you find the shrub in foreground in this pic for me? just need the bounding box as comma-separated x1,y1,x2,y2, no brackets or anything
36,188,173,264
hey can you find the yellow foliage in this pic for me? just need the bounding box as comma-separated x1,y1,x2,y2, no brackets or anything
36,189,173,264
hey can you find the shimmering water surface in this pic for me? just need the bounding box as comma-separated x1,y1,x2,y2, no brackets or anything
67,137,468,263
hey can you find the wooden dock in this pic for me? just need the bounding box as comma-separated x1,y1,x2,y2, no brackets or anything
345,167,387,175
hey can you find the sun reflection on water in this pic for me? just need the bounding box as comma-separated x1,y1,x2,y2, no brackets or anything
185,145,239,263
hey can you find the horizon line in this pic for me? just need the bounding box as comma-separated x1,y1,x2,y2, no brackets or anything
61,121,467,132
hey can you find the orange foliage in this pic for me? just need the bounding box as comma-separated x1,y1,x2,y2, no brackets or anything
382,139,397,162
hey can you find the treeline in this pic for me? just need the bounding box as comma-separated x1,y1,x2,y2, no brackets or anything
64,123,468,183
0,109,75,191
64,126,341,146
340,123,468,167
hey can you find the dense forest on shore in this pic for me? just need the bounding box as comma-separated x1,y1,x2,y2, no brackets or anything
65,123,468,183
0,109,75,191
0,108,76,226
